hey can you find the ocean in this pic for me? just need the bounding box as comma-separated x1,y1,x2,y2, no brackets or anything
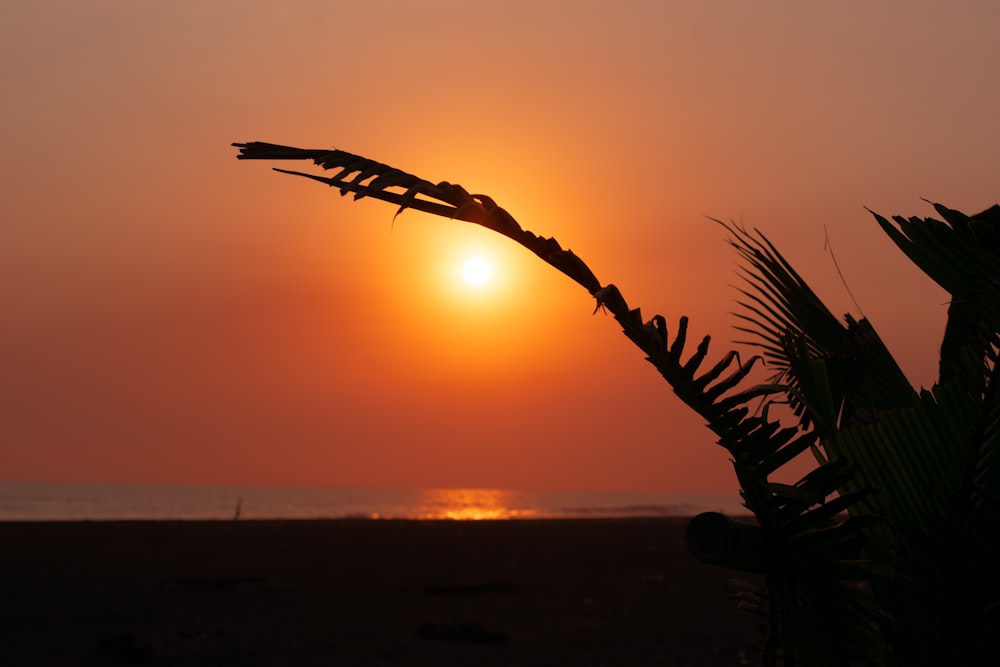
0,483,748,521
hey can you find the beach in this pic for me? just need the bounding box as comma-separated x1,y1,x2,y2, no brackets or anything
0,518,762,666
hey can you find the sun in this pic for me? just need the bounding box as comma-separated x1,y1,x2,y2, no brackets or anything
462,256,493,285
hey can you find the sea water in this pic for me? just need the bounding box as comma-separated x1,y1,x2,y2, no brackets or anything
0,482,748,521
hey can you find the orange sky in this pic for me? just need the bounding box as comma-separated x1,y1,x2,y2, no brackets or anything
3,1,999,493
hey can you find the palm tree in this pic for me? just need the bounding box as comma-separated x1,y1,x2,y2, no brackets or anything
234,141,999,666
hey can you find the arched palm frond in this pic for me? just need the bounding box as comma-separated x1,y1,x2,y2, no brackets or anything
233,141,921,666
234,142,605,295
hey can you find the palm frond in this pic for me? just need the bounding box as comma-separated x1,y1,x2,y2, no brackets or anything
234,141,912,666
234,142,605,294
719,219,919,444
871,204,1000,504
871,204,1000,387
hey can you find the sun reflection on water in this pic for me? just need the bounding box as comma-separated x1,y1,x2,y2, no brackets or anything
415,488,537,520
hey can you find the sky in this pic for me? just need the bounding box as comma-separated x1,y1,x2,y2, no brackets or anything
2,1,999,494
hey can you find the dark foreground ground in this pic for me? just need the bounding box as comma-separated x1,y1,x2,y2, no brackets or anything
0,518,762,666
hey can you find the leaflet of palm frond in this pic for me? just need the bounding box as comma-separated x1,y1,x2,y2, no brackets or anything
722,222,845,349
547,249,602,295
679,335,712,380
755,431,818,478
270,167,463,219
730,291,802,360
328,158,375,193
765,481,825,514
666,315,690,361
391,182,438,220
795,457,860,496
784,488,877,535
630,313,668,357
711,383,783,419
613,310,718,394
690,351,764,401
873,204,1000,315
233,141,341,162
931,202,1000,267
717,415,768,452
935,200,1000,228
831,380,974,536
649,349,767,430
345,163,388,196
778,334,839,434
773,460,864,526
732,318,839,438
737,421,795,467
730,269,833,359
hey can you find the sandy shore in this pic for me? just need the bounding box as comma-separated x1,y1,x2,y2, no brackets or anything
0,518,762,666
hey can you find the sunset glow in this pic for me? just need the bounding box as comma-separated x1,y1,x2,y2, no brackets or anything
462,256,492,285
415,488,536,520
3,2,998,494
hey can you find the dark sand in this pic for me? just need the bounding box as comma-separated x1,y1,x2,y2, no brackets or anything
0,518,762,666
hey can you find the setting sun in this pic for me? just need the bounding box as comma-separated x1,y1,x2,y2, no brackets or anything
462,256,492,285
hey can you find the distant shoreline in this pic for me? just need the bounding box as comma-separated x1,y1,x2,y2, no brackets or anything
0,482,749,521
0,512,754,526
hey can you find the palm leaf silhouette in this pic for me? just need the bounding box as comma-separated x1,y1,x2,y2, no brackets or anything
234,141,998,666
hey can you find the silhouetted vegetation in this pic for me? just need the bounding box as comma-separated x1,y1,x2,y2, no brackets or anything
235,141,999,666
